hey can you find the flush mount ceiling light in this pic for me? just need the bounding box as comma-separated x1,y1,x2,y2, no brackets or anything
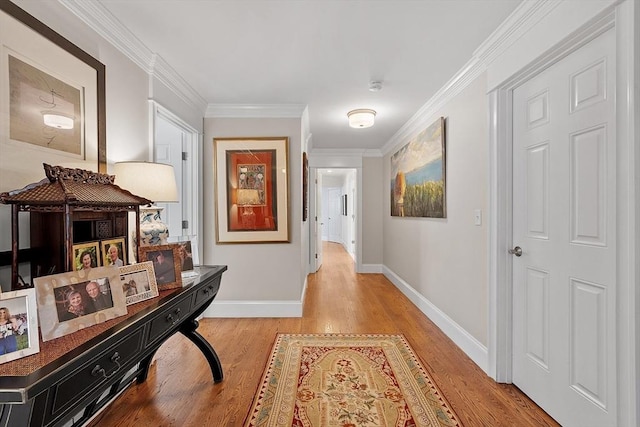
347,109,376,129
42,112,74,129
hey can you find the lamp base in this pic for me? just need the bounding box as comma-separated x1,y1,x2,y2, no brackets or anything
140,205,170,246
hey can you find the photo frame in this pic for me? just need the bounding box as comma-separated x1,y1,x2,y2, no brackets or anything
390,116,446,218
119,261,159,306
138,244,183,290
0,288,39,364
73,241,101,271
0,1,106,195
168,235,199,277
101,237,126,267
33,266,127,342
214,137,290,243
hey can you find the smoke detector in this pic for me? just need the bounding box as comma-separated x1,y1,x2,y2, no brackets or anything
369,81,383,92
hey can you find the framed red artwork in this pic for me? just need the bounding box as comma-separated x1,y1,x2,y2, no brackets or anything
214,137,289,243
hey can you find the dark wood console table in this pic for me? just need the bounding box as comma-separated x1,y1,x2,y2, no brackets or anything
0,265,227,427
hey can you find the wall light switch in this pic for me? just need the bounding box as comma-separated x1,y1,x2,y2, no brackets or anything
474,209,482,226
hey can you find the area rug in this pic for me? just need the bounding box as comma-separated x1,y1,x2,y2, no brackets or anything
244,334,461,427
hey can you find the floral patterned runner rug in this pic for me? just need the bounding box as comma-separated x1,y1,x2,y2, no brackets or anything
244,334,462,427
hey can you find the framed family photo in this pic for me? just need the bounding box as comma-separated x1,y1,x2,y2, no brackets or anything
214,137,290,243
101,237,126,267
33,266,127,342
73,241,100,271
168,235,199,277
138,244,182,290
119,262,159,305
0,288,39,364
0,1,106,195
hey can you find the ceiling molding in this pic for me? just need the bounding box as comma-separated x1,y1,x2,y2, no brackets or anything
205,104,307,118
59,0,207,114
381,0,557,156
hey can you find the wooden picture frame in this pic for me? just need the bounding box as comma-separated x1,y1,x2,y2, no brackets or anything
0,0,106,195
73,241,101,271
119,261,159,306
33,266,127,342
214,137,290,243
138,244,182,290
390,116,447,218
101,237,126,267
0,288,39,364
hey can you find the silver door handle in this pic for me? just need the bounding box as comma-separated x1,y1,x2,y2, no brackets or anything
508,246,522,257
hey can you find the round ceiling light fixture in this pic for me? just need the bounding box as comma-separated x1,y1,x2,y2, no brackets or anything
347,109,376,129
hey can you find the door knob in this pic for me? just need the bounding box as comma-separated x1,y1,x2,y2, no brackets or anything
508,246,523,257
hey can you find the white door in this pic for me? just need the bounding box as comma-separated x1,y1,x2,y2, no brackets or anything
154,115,184,238
326,188,342,243
512,28,616,426
314,170,323,271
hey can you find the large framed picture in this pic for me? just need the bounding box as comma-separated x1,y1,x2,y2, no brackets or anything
390,116,446,218
73,241,101,271
0,288,39,364
214,137,290,243
101,237,126,267
0,1,106,195
138,244,183,290
33,266,127,342
119,261,159,306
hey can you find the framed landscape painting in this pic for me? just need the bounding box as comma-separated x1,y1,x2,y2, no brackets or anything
390,117,446,218
214,137,289,243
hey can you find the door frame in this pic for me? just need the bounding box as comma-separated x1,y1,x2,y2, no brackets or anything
148,101,203,253
487,4,637,425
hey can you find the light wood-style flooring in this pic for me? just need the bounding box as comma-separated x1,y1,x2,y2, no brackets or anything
89,242,559,426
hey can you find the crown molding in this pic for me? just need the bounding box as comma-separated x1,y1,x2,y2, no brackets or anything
205,104,307,118
59,0,207,114
381,0,559,156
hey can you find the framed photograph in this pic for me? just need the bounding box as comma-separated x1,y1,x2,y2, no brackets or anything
101,237,126,267
73,241,101,271
0,1,106,194
168,235,199,275
33,266,127,342
214,137,290,243
0,288,39,364
119,262,159,306
390,116,446,218
138,244,183,290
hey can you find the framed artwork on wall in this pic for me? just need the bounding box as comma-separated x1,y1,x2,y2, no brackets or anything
0,0,106,195
213,137,290,243
390,116,446,218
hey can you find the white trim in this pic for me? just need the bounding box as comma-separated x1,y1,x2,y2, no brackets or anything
360,264,383,274
380,0,558,156
205,104,306,118
59,0,207,114
203,301,303,318
383,265,488,372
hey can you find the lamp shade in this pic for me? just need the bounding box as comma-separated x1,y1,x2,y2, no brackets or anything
113,161,178,203
347,109,376,129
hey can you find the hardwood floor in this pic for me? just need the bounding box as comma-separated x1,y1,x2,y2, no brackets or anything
89,242,559,427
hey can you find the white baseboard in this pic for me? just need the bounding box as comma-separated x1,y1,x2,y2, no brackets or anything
360,264,383,273
382,265,489,374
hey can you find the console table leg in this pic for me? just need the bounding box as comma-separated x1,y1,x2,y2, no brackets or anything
137,352,157,384
180,318,223,383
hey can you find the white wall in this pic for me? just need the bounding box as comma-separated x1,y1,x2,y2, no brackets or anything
383,74,489,345
203,118,305,317
361,157,384,268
